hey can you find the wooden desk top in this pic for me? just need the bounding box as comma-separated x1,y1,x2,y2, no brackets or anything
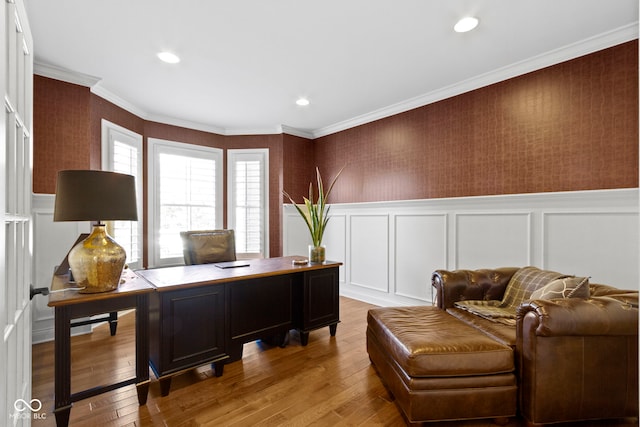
48,268,154,307
136,255,342,292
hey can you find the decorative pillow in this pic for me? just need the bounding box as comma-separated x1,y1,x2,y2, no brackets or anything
529,276,590,300
499,266,568,309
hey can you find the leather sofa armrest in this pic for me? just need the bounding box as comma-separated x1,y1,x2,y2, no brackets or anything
517,296,639,337
431,267,519,309
517,294,639,424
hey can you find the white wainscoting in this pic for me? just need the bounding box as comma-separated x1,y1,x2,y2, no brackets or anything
32,194,90,343
283,189,639,307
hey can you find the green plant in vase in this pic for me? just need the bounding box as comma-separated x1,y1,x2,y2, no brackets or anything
283,166,344,264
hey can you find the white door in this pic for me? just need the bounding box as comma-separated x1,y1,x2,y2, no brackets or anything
2,0,35,424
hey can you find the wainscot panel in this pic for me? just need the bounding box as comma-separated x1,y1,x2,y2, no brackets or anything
394,214,446,302
283,188,639,307
350,215,390,293
32,193,91,342
543,212,638,288
455,212,531,269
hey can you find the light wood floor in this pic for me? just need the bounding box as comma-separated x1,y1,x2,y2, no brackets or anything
32,297,637,427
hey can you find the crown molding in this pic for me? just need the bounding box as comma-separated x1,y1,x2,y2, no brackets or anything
226,126,283,136
34,23,638,141
224,125,315,139
90,84,149,120
34,62,101,87
311,23,639,139
281,125,314,140
94,84,231,135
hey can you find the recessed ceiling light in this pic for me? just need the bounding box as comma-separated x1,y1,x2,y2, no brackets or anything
157,51,180,64
454,17,479,33
296,97,310,106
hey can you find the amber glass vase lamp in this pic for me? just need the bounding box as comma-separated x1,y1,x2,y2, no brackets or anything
54,170,138,293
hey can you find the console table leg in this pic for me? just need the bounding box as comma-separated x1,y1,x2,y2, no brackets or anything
54,404,72,427
136,380,150,405
108,311,118,336
329,323,337,337
135,294,149,403
54,306,72,427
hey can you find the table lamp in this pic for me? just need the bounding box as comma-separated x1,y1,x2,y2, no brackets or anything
53,170,138,293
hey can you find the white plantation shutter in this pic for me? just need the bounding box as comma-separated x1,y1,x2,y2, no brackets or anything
112,141,140,265
234,160,261,253
228,149,268,258
148,139,223,267
101,120,143,269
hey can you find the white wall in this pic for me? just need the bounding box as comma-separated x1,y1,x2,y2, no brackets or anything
32,194,90,343
283,189,639,307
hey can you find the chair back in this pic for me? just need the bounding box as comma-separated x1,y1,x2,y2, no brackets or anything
180,229,237,265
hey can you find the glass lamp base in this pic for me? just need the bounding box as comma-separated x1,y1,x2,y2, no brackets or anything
68,224,126,293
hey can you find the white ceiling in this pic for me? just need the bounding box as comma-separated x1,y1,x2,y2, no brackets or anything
24,0,638,139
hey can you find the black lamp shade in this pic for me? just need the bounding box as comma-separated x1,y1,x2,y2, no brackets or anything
54,170,138,222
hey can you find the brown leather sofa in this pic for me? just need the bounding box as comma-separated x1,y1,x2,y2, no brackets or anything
367,267,638,425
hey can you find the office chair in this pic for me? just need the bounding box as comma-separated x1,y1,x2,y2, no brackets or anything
180,229,237,265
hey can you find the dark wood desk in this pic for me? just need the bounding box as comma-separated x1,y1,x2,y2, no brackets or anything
48,269,153,427
136,256,341,396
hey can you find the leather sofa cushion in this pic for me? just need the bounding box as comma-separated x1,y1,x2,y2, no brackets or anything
446,307,516,347
367,306,513,378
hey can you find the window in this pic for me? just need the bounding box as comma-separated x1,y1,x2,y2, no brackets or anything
148,138,223,267
227,149,269,258
101,120,143,269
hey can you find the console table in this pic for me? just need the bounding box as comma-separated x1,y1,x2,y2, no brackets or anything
136,256,341,396
48,269,153,427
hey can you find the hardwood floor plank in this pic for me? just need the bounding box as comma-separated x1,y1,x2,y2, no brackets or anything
32,296,637,426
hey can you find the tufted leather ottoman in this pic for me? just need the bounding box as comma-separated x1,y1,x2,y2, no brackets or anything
367,306,517,424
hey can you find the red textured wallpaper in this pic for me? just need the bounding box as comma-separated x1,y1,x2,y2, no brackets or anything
315,40,639,203
33,76,91,194
282,134,315,203
32,41,639,262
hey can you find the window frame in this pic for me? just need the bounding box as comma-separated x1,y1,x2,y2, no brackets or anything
147,138,223,267
101,119,143,270
227,148,269,259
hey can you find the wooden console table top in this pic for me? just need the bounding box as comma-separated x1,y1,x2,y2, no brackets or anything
48,268,154,306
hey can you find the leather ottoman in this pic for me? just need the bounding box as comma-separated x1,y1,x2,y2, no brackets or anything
367,306,517,424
